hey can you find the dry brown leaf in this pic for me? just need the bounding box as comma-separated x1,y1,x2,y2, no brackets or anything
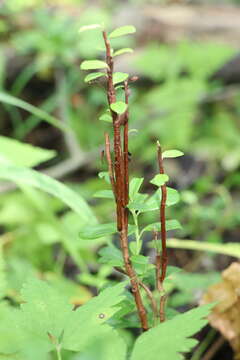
202,262,240,359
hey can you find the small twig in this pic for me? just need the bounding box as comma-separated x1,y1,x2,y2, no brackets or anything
114,266,158,322
202,336,225,360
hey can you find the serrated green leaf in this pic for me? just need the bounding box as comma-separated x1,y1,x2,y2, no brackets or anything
84,72,106,83
162,150,184,159
79,24,102,33
131,304,213,360
62,282,127,351
142,219,182,233
110,101,127,114
109,25,136,39
7,278,126,357
80,60,108,70
113,72,129,85
113,48,134,57
150,174,169,187
0,163,95,222
0,136,56,168
79,223,117,240
73,326,127,360
93,190,114,199
129,177,144,202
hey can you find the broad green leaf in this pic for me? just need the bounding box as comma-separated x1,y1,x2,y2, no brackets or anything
0,92,68,132
79,223,117,240
131,304,213,360
99,112,112,123
62,282,127,351
0,136,56,167
9,278,126,357
0,163,95,222
109,25,136,39
73,326,127,360
167,238,240,258
110,101,127,114
142,219,182,233
98,245,123,267
150,174,169,187
113,48,133,57
129,177,144,201
93,190,114,199
79,24,102,33
162,150,184,159
84,72,106,83
113,72,129,85
80,60,108,70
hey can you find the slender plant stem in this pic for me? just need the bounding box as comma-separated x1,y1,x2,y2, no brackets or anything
56,345,62,360
190,329,216,360
157,142,168,283
133,213,141,254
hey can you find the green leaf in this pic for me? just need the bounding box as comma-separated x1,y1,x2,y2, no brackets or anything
129,177,144,201
109,25,136,39
128,187,180,213
142,219,182,233
113,48,134,57
79,223,117,240
113,72,129,85
0,163,95,222
98,245,124,267
99,112,112,123
62,282,127,351
98,171,111,184
74,327,127,360
167,239,240,258
9,278,126,357
0,136,56,167
162,150,184,159
110,101,127,114
131,304,213,360
131,255,149,275
80,60,108,70
93,190,114,199
84,72,106,83
79,24,102,33
0,92,68,132
150,174,169,186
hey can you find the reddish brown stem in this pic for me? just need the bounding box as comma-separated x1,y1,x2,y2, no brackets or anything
159,294,167,323
102,31,148,331
157,142,168,283
115,267,157,322
104,132,116,199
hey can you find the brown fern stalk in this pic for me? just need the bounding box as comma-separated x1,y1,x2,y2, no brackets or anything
102,30,148,331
